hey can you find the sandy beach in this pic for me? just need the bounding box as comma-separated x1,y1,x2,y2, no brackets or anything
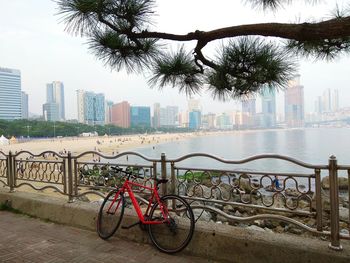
0,132,221,156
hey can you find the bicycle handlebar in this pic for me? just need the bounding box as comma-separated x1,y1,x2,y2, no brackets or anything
110,166,137,178
110,166,168,185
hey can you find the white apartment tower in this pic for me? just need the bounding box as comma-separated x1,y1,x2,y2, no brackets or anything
77,89,85,123
0,67,22,120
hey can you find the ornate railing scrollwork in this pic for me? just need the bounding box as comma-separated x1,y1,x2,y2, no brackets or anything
0,149,347,250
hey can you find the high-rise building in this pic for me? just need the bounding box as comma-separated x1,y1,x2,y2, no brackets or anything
315,88,339,115
241,98,256,127
189,111,201,130
105,100,114,124
111,101,130,128
46,81,65,120
242,98,256,115
159,106,178,127
261,87,276,128
84,92,105,125
76,90,105,125
21,91,29,119
322,88,331,112
153,103,161,128
76,90,85,123
207,113,216,129
130,106,151,128
284,75,304,127
178,111,189,128
0,67,22,120
202,113,216,129
43,102,59,121
331,89,339,112
216,113,232,129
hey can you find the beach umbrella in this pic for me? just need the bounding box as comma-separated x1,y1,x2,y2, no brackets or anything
0,135,9,146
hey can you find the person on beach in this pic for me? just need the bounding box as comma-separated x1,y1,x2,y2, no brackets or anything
273,176,280,190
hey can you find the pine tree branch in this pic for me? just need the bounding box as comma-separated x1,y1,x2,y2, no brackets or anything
130,17,350,42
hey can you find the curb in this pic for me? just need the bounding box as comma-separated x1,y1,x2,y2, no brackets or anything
0,189,349,263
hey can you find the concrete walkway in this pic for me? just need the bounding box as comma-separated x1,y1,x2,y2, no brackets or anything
0,211,219,263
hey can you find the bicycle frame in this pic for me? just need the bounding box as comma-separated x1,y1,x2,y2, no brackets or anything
108,179,169,225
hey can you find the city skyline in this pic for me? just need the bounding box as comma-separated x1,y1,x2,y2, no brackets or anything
1,65,347,129
1,68,349,129
1,1,350,119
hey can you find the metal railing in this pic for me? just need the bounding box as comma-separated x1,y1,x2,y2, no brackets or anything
0,150,348,250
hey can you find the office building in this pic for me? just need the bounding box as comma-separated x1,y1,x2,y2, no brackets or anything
284,75,304,127
76,90,106,125
105,100,114,124
153,103,161,128
189,111,201,130
0,67,22,120
241,98,256,127
111,101,130,128
202,113,216,130
242,98,256,115
314,89,339,115
178,111,189,128
322,88,331,112
43,102,59,121
130,106,151,128
261,87,276,128
159,106,178,127
84,92,105,125
331,89,339,112
216,113,232,129
76,90,85,123
46,81,65,120
21,91,29,119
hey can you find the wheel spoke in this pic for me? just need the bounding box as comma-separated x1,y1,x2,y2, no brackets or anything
97,190,125,240
148,195,195,253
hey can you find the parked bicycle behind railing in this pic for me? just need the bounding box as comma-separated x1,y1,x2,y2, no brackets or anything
96,166,195,254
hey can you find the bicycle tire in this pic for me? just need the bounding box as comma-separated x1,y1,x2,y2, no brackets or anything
97,189,125,240
148,194,195,254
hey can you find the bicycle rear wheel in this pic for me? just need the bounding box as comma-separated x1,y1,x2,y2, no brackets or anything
97,189,125,240
148,195,195,253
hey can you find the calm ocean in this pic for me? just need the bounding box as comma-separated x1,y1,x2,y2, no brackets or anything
127,128,350,177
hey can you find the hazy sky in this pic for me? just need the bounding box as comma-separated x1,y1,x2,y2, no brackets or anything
1,0,350,119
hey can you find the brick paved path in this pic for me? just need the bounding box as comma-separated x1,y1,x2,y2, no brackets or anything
0,211,218,263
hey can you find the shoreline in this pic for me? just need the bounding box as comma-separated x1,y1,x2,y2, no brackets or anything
0,131,224,155
0,127,342,156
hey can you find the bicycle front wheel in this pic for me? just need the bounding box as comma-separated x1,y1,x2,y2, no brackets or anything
148,195,195,253
97,189,125,240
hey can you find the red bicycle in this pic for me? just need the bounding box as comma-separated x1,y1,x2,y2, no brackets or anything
96,167,195,254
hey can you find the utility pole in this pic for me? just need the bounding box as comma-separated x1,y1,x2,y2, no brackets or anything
25,125,31,138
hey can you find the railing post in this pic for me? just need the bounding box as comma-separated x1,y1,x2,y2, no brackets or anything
170,162,176,195
153,161,157,180
67,152,74,203
315,169,322,232
7,151,15,192
328,155,342,251
161,153,167,196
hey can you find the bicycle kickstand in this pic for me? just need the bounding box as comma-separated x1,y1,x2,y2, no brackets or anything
121,221,141,229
